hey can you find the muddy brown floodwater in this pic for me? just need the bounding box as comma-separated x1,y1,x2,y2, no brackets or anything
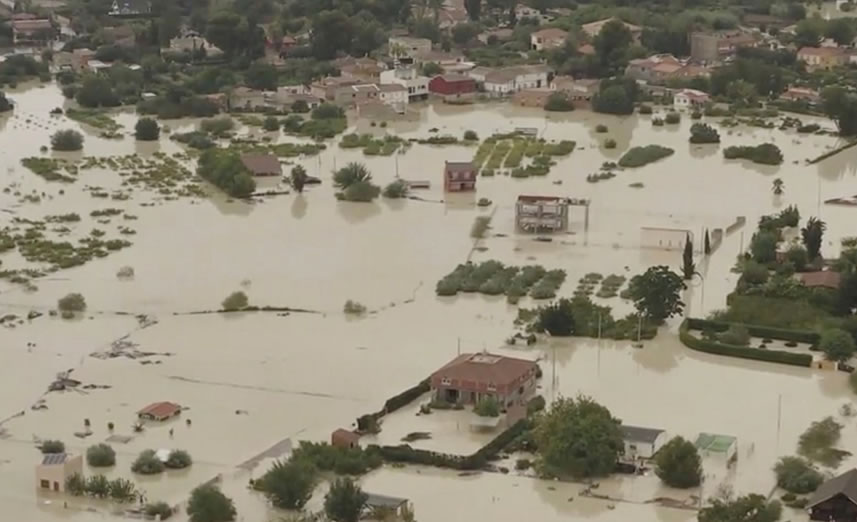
2,81,856,522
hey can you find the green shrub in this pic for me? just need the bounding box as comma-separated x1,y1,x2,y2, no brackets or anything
680,320,812,367
165,449,192,469
196,148,256,197
262,116,280,131
604,138,617,149
145,502,173,519
723,143,783,165
135,117,160,141
57,293,86,312
638,104,653,114
595,124,608,133
618,145,674,168
464,130,478,141
86,444,116,467
222,291,248,311
474,396,500,417
820,328,856,362
291,442,382,475
51,129,84,151
544,92,574,112
131,449,165,474
200,117,235,136
717,325,750,346
774,456,823,494
665,112,680,124
382,179,409,199
689,123,720,144
343,299,367,314
41,440,65,454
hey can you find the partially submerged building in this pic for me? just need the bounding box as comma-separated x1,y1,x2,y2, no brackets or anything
694,432,737,461
515,195,569,233
240,154,281,177
12,18,55,47
443,161,477,192
430,352,539,407
138,401,182,422
620,425,667,460
365,493,412,519
36,453,83,493
808,469,857,522
331,428,360,449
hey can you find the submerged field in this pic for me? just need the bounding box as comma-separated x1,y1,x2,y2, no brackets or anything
1,82,856,522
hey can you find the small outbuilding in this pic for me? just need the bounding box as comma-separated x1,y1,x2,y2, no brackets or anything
138,401,182,422
240,153,282,177
620,425,667,460
808,468,857,521
694,432,737,461
364,493,412,519
36,453,83,493
443,161,477,192
331,428,360,449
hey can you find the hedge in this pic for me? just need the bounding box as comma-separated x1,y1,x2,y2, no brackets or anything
680,320,812,367
356,379,431,431
372,419,531,470
686,318,820,346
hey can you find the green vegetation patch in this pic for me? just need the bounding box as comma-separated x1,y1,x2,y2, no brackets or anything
436,261,567,302
618,145,675,168
21,158,77,183
65,108,121,133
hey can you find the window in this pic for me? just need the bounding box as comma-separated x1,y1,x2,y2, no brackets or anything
441,377,451,386
40,479,49,489
487,383,496,391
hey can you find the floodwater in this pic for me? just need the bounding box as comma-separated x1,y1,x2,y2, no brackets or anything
1,82,856,521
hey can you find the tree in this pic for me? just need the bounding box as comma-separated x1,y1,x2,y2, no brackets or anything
196,149,256,198
421,62,443,76
464,0,481,20
108,477,137,502
262,116,280,131
544,92,574,112
222,291,249,311
245,63,278,90
654,436,702,488
474,396,500,417
785,245,809,272
704,229,711,255
698,494,781,522
86,443,116,467
772,178,784,196
66,473,86,496
333,162,372,190
51,129,84,151
820,328,856,362
259,459,317,509
187,484,236,522
75,76,120,108
324,477,368,522
592,83,635,115
452,22,480,45
311,10,354,60
750,231,778,264
0,91,12,113
166,449,193,469
533,396,622,478
627,266,686,324
594,19,632,72
774,456,823,494
41,440,65,454
145,502,174,520
826,18,856,46
135,117,160,141
205,11,264,58
291,165,308,193
740,261,769,286
86,475,110,498
382,179,409,199
822,86,857,136
801,217,826,260
58,293,87,312
132,449,165,474
689,123,720,144
682,236,695,281
535,298,575,336
794,18,824,48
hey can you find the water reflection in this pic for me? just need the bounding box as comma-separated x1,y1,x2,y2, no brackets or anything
335,200,381,223
290,193,308,219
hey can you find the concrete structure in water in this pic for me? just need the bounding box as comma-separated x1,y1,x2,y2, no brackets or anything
430,352,539,407
620,425,667,461
331,429,360,449
240,154,281,177
35,453,83,493
808,468,857,521
443,161,477,192
515,195,569,233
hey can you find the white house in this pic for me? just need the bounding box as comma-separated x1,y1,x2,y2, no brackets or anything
379,83,408,112
472,65,551,96
621,425,667,460
380,64,429,101
674,88,710,108
168,30,222,55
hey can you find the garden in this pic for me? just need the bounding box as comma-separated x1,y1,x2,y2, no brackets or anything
435,261,566,302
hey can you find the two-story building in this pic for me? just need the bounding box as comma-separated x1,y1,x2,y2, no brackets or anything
430,352,540,407
333,83,380,107
798,46,848,70
380,62,429,101
378,84,408,112
443,161,477,192
12,17,55,47
515,195,569,233
428,74,477,101
470,65,551,96
530,28,568,51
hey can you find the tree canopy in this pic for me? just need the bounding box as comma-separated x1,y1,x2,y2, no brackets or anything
654,436,702,488
324,477,368,522
627,266,685,323
533,395,623,478
187,484,236,522
258,459,317,509
698,494,781,522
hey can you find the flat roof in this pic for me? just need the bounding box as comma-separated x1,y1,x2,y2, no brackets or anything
621,425,664,444
695,432,736,453
366,493,409,508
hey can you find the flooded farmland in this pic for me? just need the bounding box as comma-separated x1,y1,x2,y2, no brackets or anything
2,81,857,522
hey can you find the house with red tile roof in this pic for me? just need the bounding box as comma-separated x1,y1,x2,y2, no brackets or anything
430,352,539,406
240,154,281,177
138,401,181,421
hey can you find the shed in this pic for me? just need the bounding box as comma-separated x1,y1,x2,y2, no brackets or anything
443,161,476,192
621,425,667,460
240,154,281,177
138,401,181,422
365,493,411,518
331,428,360,449
694,432,737,461
35,453,83,493
809,468,857,521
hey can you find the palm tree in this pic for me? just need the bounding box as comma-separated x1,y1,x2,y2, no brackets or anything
333,162,372,190
801,216,827,260
772,178,784,195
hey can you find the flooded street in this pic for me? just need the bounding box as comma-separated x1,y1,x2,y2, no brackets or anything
1,82,855,521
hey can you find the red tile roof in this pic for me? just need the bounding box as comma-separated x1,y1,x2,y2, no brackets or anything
240,154,281,176
432,352,538,389
138,401,181,419
444,161,474,172
798,270,842,289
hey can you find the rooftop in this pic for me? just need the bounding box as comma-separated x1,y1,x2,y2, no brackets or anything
799,46,847,57
532,28,568,40
677,88,710,100
432,352,538,387
518,195,567,203
240,154,281,175
41,453,68,466
694,432,736,453
809,469,857,508
582,17,642,37
621,425,665,444
138,401,181,418
12,19,52,31
798,270,842,290
438,73,472,83
445,161,474,172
